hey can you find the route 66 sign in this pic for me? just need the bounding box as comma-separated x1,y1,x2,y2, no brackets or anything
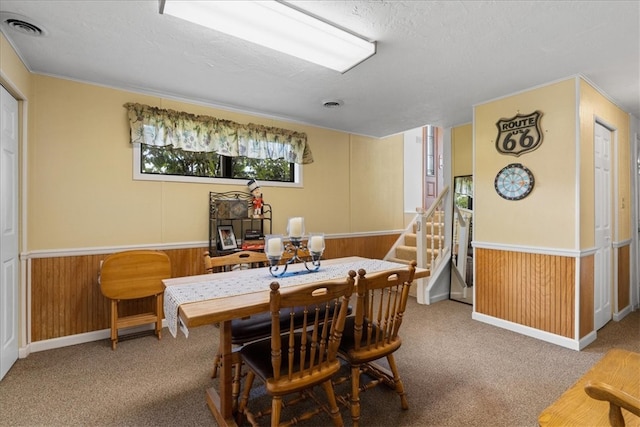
495,111,543,156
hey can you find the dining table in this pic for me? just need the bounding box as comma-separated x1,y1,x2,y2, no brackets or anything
163,256,429,427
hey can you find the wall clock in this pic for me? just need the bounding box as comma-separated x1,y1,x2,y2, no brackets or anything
494,163,535,200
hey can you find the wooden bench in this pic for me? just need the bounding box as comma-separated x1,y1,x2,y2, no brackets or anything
538,348,640,427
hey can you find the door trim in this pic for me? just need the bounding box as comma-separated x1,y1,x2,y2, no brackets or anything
593,119,616,330
0,84,19,378
0,71,29,358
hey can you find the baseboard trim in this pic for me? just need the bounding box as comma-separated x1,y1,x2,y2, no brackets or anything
20,321,168,357
578,331,597,350
428,292,450,305
472,312,580,351
613,304,632,321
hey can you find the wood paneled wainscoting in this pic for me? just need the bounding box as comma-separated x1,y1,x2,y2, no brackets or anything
475,248,577,339
476,244,632,348
28,233,399,343
617,244,631,311
29,247,207,342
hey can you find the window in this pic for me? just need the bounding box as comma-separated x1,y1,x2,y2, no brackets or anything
125,102,311,187
133,144,301,186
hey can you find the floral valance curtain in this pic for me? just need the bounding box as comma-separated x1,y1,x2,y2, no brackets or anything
124,103,313,164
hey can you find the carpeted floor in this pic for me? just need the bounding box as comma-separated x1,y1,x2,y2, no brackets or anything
1,298,638,426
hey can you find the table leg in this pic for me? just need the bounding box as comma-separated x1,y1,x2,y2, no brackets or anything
206,320,238,426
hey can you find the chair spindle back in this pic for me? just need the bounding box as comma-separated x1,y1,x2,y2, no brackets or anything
269,271,355,382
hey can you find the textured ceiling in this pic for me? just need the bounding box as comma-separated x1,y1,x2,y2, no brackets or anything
1,1,638,138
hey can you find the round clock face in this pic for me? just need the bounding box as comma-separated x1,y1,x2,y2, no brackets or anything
494,163,535,200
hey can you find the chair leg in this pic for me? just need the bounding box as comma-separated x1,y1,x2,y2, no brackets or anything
212,351,242,380
386,354,408,410
231,359,243,413
271,395,282,427
110,300,118,350
350,364,361,427
321,379,344,427
211,352,221,378
237,371,256,425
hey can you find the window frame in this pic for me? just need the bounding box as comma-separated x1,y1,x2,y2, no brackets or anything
132,143,303,188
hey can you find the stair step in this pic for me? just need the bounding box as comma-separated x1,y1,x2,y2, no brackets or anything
396,210,446,273
404,233,416,246
403,234,443,247
395,245,416,261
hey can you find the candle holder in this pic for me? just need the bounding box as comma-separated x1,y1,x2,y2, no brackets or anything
265,226,324,277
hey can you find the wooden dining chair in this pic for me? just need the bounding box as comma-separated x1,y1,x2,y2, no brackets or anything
337,260,417,427
237,271,356,427
204,250,268,273
99,250,172,350
203,251,270,379
204,250,350,414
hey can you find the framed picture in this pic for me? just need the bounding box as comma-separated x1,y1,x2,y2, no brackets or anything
215,199,248,219
218,225,237,250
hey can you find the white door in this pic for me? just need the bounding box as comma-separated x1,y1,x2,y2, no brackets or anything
0,84,19,380
594,122,612,330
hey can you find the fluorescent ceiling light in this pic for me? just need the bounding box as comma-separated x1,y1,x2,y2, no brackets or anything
159,0,376,73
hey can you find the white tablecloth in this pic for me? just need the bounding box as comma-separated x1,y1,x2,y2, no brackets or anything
164,259,407,337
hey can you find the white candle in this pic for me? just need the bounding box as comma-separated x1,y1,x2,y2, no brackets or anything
309,235,324,252
266,237,282,257
288,217,303,238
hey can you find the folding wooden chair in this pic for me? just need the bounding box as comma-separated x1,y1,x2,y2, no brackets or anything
99,250,171,350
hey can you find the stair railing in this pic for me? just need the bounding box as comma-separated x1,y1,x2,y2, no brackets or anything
416,186,449,272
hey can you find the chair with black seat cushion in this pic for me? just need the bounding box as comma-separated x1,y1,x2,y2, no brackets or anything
237,271,356,427
337,260,416,427
204,251,269,380
205,250,352,414
206,250,341,378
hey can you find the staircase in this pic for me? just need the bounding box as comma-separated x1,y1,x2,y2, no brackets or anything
387,213,445,267
385,186,451,303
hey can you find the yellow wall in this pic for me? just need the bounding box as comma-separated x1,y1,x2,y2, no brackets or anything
579,80,631,246
22,75,402,251
452,123,473,178
474,77,630,250
0,33,404,252
474,79,578,248
350,133,404,231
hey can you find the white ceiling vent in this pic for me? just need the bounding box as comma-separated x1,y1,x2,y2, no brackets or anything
322,99,343,108
1,12,47,37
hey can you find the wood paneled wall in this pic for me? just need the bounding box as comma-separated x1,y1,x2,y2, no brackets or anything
30,248,207,342
29,234,399,342
475,248,575,338
579,255,594,338
617,245,630,310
